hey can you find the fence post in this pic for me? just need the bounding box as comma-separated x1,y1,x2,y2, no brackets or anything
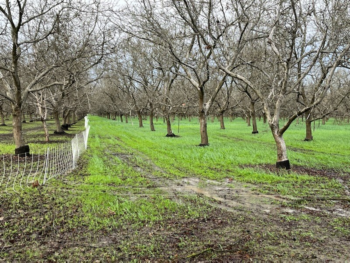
43,148,50,185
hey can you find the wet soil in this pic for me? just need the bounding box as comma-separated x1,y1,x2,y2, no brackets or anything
244,163,350,182
1,143,350,261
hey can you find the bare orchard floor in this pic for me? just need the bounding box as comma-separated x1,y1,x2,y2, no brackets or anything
1,116,350,261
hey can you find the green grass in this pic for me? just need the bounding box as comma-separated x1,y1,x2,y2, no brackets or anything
82,116,348,195
73,115,349,230
0,117,85,154
1,114,350,261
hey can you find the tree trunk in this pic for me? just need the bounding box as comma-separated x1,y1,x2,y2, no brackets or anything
72,112,76,123
125,115,128,123
211,115,215,123
247,115,251,126
271,127,290,170
0,105,5,126
67,112,71,124
251,101,258,134
22,112,26,123
120,114,123,123
137,110,143,128
218,112,225,129
13,105,29,156
53,110,64,134
150,107,155,131
199,91,209,146
229,114,234,122
304,109,313,141
41,119,49,142
63,111,68,125
165,116,175,136
263,112,267,124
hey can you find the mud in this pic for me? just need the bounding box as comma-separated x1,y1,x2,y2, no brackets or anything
115,152,350,220
245,163,350,182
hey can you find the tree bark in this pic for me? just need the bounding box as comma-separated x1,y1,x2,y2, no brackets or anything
72,112,76,123
150,104,155,131
12,106,25,149
22,112,26,123
304,109,313,141
53,110,64,133
13,105,30,156
42,119,49,142
0,105,5,126
263,112,267,124
125,115,128,123
247,115,251,126
120,114,123,123
251,101,258,134
137,110,143,128
67,112,71,124
271,127,290,169
165,116,175,136
199,91,209,146
218,112,225,129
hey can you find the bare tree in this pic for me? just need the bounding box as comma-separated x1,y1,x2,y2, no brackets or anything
117,0,263,145
219,0,350,169
0,0,68,155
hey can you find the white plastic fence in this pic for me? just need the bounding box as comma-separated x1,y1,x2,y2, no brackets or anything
0,116,90,194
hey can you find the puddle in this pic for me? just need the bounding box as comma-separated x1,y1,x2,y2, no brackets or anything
158,177,280,215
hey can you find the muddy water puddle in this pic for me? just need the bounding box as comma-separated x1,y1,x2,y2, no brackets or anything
160,177,286,215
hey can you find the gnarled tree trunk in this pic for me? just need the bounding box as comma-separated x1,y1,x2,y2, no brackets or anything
270,124,290,170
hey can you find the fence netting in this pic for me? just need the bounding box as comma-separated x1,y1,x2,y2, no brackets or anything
0,116,90,194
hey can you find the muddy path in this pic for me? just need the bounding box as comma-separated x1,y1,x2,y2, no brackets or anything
115,150,350,220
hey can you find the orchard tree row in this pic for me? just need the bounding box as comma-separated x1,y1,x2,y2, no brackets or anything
1,0,350,168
